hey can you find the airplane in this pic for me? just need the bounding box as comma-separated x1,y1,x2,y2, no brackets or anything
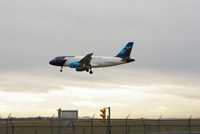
49,42,135,74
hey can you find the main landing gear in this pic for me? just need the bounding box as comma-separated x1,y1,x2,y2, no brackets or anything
89,68,93,74
89,70,93,74
86,68,93,74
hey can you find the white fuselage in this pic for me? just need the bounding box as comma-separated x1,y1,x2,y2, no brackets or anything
64,56,126,68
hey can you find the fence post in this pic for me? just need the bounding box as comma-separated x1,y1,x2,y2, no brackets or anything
158,116,162,134
58,109,62,134
188,115,192,134
107,107,111,134
6,113,11,134
91,114,95,134
6,118,8,134
50,114,55,134
10,118,14,134
125,115,130,134
141,118,146,134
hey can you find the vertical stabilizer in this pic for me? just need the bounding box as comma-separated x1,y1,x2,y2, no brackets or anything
116,42,134,58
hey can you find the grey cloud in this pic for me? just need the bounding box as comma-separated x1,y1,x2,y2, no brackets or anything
145,84,200,101
0,73,63,93
0,68,199,98
0,0,200,74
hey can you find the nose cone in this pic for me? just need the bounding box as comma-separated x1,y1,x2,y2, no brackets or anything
49,60,54,65
49,56,67,66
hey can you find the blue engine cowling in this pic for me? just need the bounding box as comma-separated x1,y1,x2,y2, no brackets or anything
76,67,85,71
69,62,79,68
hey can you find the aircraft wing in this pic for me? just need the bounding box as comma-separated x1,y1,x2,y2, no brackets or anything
79,53,93,68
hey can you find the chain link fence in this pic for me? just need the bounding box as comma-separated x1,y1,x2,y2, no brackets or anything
0,118,200,134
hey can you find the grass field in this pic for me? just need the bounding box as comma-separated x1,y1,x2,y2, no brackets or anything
0,119,200,134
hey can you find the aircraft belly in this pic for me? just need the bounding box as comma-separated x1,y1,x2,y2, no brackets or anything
91,61,124,68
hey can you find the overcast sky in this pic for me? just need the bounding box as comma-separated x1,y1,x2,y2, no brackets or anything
0,0,200,118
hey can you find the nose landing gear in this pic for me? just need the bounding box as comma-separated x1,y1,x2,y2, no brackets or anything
60,66,63,72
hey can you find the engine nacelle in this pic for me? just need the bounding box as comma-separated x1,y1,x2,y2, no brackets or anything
69,62,79,68
76,67,85,71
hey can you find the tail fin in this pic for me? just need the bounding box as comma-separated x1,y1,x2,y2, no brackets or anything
116,42,134,58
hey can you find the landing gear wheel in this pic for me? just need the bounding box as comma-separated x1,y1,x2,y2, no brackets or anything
89,71,93,74
86,68,89,72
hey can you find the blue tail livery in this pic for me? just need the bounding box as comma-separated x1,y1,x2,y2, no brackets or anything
116,42,133,58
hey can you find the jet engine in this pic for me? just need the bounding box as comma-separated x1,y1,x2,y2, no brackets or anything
69,62,79,68
76,67,85,71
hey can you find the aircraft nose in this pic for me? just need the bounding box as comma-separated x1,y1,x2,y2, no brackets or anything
49,57,67,66
49,60,54,65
